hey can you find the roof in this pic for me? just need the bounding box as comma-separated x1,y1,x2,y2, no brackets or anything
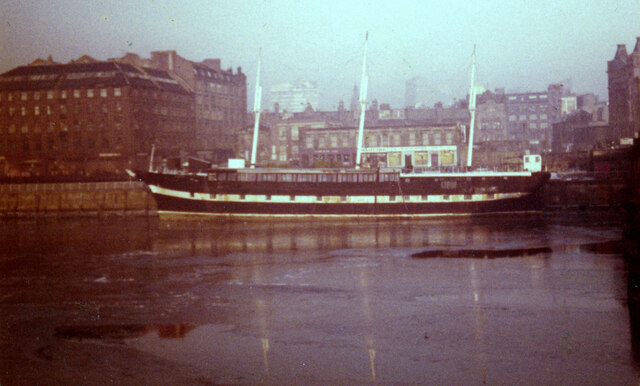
192,62,241,83
0,58,191,93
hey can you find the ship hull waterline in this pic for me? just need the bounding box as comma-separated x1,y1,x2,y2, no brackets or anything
137,170,550,218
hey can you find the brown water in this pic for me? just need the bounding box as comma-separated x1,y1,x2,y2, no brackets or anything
1,212,639,384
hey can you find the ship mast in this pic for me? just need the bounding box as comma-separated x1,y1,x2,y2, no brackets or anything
466,45,477,169
355,33,369,170
250,51,262,168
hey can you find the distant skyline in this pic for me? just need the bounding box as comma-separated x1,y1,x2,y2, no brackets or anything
2,1,640,110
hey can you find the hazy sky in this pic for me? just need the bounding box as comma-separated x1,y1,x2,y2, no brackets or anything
2,0,640,109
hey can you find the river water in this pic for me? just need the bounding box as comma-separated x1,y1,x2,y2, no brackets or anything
1,212,639,384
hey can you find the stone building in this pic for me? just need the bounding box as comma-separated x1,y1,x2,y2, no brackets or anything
505,91,552,144
551,110,611,154
113,51,247,162
298,124,463,169
0,56,195,177
607,38,640,139
476,91,508,142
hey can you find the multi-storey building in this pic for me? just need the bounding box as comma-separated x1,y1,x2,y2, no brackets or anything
505,92,551,143
299,124,463,169
503,84,568,152
114,51,247,162
607,38,640,139
551,110,610,155
270,82,320,113
475,90,507,142
0,56,195,177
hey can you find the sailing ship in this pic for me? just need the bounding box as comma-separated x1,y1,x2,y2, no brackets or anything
130,37,550,217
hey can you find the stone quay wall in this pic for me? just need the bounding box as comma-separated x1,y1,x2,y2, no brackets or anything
545,178,627,210
0,181,156,217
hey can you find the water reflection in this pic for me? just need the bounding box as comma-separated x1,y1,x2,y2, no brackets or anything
0,217,156,257
0,214,565,259
55,324,195,340
152,215,558,257
4,212,640,383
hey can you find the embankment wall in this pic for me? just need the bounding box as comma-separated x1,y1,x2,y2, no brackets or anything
0,181,156,217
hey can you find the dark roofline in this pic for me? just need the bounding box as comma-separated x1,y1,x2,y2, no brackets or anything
298,123,461,132
0,60,192,93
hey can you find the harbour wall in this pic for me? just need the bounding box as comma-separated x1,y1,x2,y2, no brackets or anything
544,178,626,211
0,179,627,217
0,181,156,217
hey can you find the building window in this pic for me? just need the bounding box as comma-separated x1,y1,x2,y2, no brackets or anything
114,88,121,97
34,92,40,100
422,132,429,145
330,135,338,148
519,115,526,121
434,132,442,145
21,92,27,101
47,91,54,99
409,133,416,146
540,114,547,120
446,132,453,145
529,114,537,120
365,135,376,147
100,88,108,97
46,105,52,115
21,125,28,133
21,106,26,116
61,90,67,99
73,89,80,98
9,124,15,134
34,106,40,115
87,89,94,98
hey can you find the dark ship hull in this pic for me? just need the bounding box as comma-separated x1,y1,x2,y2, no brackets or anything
134,168,550,217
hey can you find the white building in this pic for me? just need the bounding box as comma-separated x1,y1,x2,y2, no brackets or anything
561,95,578,117
405,76,455,108
270,82,319,113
